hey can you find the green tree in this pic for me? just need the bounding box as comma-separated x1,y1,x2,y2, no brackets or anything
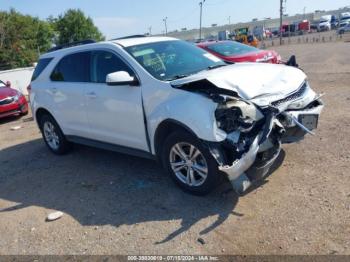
0,9,54,70
51,9,105,45
0,8,104,70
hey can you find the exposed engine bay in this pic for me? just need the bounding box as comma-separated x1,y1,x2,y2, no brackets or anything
172,76,324,195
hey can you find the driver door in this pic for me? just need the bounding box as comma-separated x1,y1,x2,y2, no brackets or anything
84,50,148,151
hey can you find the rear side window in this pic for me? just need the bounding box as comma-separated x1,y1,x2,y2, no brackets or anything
51,52,91,82
31,58,53,81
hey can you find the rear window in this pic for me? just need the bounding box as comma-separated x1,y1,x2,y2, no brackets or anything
31,58,53,81
51,52,91,82
207,41,258,57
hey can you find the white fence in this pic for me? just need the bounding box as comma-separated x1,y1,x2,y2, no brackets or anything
0,67,34,96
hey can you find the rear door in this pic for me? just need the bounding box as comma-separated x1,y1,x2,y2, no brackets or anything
84,50,148,151
49,51,91,137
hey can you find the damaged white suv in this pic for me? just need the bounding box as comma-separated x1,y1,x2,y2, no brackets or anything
30,36,324,195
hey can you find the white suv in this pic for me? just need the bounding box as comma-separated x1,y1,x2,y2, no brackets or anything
29,36,324,195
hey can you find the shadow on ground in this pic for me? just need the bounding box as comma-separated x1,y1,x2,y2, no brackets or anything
0,139,284,243
0,115,23,125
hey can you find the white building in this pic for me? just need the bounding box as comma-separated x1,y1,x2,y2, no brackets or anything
0,67,34,96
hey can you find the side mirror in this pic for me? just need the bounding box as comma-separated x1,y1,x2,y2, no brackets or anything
106,71,139,86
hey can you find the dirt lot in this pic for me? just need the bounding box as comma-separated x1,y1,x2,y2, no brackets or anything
0,42,349,255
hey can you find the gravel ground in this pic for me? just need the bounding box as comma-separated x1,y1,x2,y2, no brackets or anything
0,42,349,255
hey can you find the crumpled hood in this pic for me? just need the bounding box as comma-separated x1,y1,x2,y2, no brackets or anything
171,63,306,105
0,87,17,100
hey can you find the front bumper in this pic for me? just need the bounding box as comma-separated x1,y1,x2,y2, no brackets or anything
280,98,324,143
0,98,28,119
213,98,324,195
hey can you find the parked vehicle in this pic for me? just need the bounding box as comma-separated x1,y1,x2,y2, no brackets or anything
218,30,231,41
331,15,339,29
339,12,350,28
310,23,319,33
252,25,266,40
337,23,350,34
234,27,259,47
197,40,281,64
264,29,273,39
298,20,311,34
0,80,28,119
318,15,332,31
281,23,298,37
29,37,324,195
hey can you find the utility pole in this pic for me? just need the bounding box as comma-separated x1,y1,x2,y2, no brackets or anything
199,0,206,41
279,0,283,45
163,17,168,36
303,6,306,19
228,16,231,33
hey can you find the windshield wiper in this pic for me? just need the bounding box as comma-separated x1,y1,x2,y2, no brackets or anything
166,74,189,81
207,64,228,70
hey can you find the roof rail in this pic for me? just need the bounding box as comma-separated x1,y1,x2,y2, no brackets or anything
110,35,147,41
47,39,96,53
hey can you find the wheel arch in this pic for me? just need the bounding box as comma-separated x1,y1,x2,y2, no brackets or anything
35,108,56,128
153,119,198,160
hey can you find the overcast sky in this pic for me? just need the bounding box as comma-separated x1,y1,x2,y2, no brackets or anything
1,0,349,38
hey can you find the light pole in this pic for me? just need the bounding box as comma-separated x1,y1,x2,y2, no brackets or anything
163,17,168,36
148,26,152,36
199,0,206,41
228,16,231,33
280,0,283,45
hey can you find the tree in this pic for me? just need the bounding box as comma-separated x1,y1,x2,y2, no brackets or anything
0,8,105,70
0,9,54,70
51,9,105,45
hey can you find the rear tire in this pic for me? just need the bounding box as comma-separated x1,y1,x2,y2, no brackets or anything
39,114,71,155
161,131,221,195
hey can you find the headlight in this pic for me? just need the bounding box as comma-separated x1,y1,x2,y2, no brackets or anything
13,91,22,102
215,100,264,133
13,95,20,102
216,107,255,133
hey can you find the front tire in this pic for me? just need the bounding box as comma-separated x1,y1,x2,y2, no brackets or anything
39,114,71,155
161,131,221,195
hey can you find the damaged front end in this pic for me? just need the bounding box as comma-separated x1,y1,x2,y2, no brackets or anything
209,102,285,195
172,78,324,195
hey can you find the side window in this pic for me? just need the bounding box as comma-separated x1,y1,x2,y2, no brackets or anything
91,51,134,83
51,52,91,82
32,58,53,81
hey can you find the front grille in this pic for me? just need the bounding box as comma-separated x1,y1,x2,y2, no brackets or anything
0,97,14,106
0,109,21,117
271,82,307,107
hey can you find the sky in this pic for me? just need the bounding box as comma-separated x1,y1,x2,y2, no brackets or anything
1,0,349,39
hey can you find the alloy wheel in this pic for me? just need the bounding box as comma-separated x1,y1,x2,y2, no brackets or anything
169,142,208,187
43,121,60,150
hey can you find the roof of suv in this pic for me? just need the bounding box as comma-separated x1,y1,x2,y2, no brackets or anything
112,36,178,47
40,36,178,58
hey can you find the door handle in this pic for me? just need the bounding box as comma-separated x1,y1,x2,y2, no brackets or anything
86,91,97,99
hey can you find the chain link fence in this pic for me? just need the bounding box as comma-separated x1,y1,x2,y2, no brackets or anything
260,31,349,49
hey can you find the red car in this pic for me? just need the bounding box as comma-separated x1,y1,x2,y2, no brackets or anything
197,40,281,64
0,80,28,119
